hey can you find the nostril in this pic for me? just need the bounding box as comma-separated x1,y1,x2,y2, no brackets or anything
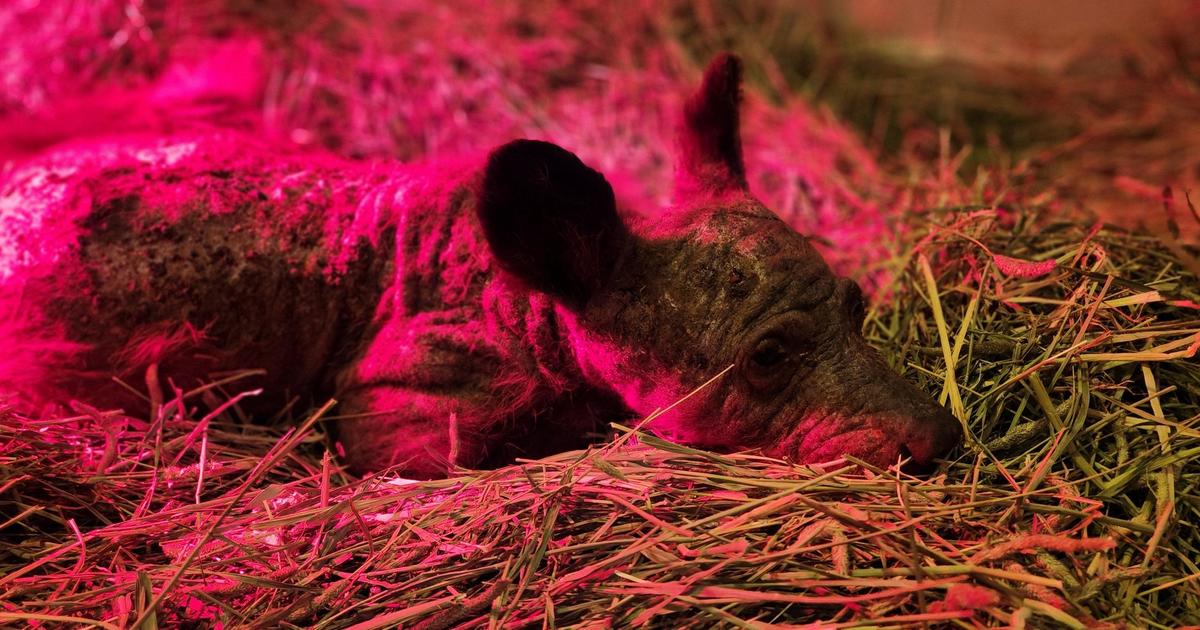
935,411,964,456
901,438,934,467
897,441,937,475
905,411,962,469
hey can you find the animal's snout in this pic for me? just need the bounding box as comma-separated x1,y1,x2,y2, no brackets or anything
900,405,962,470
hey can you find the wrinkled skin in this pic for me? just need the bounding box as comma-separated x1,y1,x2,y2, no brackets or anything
570,198,961,468
0,54,960,478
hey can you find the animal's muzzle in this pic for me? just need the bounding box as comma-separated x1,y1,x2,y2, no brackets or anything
898,404,962,469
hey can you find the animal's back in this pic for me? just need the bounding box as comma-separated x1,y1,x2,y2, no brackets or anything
0,131,501,410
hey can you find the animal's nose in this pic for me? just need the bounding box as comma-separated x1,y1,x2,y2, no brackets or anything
902,406,962,469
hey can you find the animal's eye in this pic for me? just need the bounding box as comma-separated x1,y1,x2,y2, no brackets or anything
743,322,816,392
743,333,805,392
750,337,789,369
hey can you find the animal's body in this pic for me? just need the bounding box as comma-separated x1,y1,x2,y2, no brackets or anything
0,55,960,477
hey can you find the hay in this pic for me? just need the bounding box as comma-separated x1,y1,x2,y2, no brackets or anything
3,1,1199,627
2,206,1197,628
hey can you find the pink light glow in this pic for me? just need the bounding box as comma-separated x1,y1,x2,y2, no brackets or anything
0,1,918,478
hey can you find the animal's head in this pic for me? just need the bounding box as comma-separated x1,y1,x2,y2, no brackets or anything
477,54,961,470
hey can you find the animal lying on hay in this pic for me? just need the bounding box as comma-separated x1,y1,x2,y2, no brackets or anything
0,54,960,478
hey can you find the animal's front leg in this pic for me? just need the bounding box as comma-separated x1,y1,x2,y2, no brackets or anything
334,385,499,478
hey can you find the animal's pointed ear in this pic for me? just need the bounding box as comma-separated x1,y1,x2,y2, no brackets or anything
478,140,629,309
673,52,748,203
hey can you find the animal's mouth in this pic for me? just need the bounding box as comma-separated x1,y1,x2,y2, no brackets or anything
774,410,955,473
794,426,904,469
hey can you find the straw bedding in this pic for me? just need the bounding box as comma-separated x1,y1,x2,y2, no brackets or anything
2,1,1199,627
2,206,1197,628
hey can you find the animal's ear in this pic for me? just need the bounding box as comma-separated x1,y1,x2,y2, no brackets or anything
673,52,748,203
478,139,629,309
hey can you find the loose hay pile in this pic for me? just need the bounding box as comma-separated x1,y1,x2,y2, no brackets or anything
1,208,1197,628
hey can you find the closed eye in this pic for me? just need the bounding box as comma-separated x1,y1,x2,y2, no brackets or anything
742,327,815,392
750,337,788,368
